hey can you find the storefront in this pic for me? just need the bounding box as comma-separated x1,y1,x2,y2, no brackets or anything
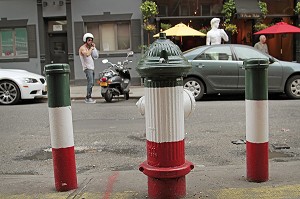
154,0,299,61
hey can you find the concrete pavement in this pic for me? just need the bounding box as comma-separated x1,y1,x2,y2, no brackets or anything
1,161,300,198
2,86,300,198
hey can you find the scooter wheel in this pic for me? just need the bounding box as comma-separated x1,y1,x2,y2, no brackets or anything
124,92,129,100
104,90,113,102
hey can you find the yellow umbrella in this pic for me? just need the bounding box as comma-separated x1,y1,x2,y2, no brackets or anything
153,23,206,37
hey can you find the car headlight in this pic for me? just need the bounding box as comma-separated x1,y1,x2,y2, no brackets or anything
24,78,38,83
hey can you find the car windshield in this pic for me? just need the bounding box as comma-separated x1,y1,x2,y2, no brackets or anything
233,46,269,61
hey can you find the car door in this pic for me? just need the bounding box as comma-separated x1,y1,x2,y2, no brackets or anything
233,46,283,90
190,46,239,90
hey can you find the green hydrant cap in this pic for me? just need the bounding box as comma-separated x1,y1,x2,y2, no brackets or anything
44,63,70,74
244,58,269,70
136,32,191,77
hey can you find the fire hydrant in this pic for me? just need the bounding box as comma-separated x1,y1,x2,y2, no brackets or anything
136,33,195,199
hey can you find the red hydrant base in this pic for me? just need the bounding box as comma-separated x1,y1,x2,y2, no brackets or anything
139,160,194,199
148,176,186,199
139,160,194,179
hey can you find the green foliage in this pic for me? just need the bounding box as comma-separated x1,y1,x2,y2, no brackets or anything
258,1,268,18
160,23,172,31
295,2,300,15
254,1,268,32
140,1,158,32
199,26,210,34
221,0,237,34
224,23,238,34
140,0,158,21
145,24,156,32
140,0,159,44
221,0,236,24
254,23,268,31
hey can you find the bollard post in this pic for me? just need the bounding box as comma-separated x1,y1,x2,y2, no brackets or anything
137,33,194,199
244,58,269,182
44,64,77,191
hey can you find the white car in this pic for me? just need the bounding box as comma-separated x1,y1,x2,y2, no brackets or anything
0,69,47,105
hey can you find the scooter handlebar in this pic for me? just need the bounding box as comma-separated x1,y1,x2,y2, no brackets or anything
102,51,133,70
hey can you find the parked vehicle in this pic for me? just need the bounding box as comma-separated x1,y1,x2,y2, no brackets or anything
183,44,300,100
98,51,133,102
0,69,47,105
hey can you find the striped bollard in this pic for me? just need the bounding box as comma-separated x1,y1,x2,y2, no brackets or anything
44,64,77,191
244,58,269,182
137,33,194,198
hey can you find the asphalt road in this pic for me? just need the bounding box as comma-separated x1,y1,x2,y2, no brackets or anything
0,96,299,198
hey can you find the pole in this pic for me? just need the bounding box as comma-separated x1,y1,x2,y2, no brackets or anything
44,64,77,191
244,58,269,182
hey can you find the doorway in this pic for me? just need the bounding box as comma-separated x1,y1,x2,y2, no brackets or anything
49,33,68,64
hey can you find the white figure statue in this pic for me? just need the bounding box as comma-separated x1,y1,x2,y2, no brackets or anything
206,18,229,45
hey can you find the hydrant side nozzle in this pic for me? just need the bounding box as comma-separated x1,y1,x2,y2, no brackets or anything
136,96,145,116
183,89,196,119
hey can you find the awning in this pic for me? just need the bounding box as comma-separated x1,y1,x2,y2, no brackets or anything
235,0,262,19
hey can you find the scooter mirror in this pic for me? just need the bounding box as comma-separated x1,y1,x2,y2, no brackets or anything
102,59,109,64
127,51,134,56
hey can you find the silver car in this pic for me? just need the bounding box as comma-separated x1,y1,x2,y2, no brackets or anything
183,44,300,100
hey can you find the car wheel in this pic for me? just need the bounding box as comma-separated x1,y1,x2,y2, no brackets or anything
0,80,21,105
285,75,300,99
183,77,204,100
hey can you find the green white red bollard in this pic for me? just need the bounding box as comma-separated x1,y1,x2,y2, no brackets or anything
44,64,77,191
136,33,195,198
244,58,269,182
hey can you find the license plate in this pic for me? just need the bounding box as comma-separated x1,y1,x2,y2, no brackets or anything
100,82,108,87
44,85,47,92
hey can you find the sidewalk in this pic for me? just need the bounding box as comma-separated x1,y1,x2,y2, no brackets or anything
70,85,145,100
1,162,300,198
3,87,300,198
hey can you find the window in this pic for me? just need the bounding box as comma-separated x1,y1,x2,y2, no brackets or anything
158,5,168,16
180,5,189,16
195,46,232,61
234,46,267,61
0,28,28,58
201,4,211,16
86,22,131,52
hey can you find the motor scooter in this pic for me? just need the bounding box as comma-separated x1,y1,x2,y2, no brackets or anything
98,51,133,102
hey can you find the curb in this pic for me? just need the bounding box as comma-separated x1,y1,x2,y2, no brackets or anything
70,96,142,100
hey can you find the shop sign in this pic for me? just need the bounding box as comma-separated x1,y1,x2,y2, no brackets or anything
238,13,261,19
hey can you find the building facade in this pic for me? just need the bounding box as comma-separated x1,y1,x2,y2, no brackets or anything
0,0,299,85
0,0,143,85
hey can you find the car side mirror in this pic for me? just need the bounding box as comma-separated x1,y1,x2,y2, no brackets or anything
269,57,275,64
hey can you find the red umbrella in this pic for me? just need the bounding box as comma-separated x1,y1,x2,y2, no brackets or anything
254,22,300,34
254,22,300,56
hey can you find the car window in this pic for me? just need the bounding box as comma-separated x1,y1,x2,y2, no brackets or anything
234,46,268,61
194,46,232,61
